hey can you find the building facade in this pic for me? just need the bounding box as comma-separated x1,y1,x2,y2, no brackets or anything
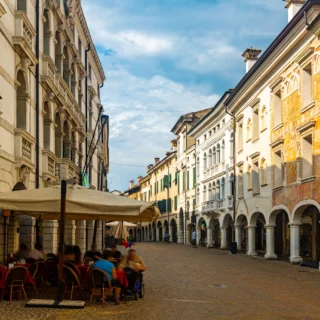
0,0,107,260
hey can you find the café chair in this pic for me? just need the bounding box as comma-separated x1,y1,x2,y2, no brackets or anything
63,265,83,300
27,263,38,296
5,266,28,303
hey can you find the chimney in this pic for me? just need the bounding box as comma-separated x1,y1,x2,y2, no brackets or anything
129,180,135,189
154,158,160,165
147,164,153,171
285,0,306,22
138,176,143,182
171,139,177,151
242,47,261,73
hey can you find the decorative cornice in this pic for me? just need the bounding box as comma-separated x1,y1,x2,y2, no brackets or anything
297,120,316,133
270,138,284,149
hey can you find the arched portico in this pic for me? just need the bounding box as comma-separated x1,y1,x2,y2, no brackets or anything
235,214,248,251
152,221,156,241
247,212,266,256
208,216,220,248
197,217,207,245
157,221,163,242
221,214,233,249
186,223,195,245
170,219,177,242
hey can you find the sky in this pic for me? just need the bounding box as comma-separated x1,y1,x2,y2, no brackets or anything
82,0,288,192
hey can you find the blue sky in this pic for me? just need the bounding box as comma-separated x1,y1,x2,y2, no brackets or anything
82,0,287,192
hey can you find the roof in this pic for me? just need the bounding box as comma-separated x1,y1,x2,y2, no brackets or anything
224,0,320,107
147,151,177,174
188,90,233,135
171,108,212,134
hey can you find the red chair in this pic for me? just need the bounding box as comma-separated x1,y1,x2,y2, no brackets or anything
5,266,28,303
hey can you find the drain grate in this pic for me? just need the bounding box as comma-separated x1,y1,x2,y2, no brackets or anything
210,285,227,288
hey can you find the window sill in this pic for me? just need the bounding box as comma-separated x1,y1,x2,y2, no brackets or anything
238,149,243,155
301,176,315,184
246,139,251,143
238,196,244,200
260,183,268,187
253,191,260,196
252,137,260,143
247,188,252,191
273,123,283,131
301,102,315,113
260,128,267,133
273,185,283,192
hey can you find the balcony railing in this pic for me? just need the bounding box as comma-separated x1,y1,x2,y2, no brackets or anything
202,200,217,212
55,158,80,181
42,150,57,179
228,196,233,209
41,55,56,92
14,129,35,168
13,11,37,66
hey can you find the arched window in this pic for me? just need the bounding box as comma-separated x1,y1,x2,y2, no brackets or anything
55,113,62,158
221,140,225,162
260,158,267,185
43,10,50,56
78,141,83,169
238,169,244,198
203,185,207,202
63,121,70,159
196,188,200,205
71,63,77,97
55,32,62,73
212,147,216,165
247,118,252,141
196,157,200,173
212,181,216,200
63,46,71,87
203,153,207,172
247,165,252,190
230,174,234,196
221,178,225,199
217,144,221,163
16,70,27,130
216,180,220,199
208,183,212,200
261,106,267,131
43,102,51,150
208,149,212,168
70,131,76,163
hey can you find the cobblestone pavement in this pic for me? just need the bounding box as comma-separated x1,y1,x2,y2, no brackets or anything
1,243,320,320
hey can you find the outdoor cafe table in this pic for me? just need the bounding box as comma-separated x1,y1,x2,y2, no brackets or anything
0,266,34,289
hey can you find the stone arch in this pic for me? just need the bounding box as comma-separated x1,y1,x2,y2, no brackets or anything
164,220,169,233
268,205,291,225
16,69,28,130
157,220,163,241
55,31,63,73
292,200,320,224
170,218,177,242
221,213,233,228
235,214,248,251
197,217,207,244
208,215,220,248
216,143,221,163
249,211,267,227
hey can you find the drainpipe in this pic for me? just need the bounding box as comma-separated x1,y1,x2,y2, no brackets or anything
225,105,236,239
35,0,40,244
84,43,91,251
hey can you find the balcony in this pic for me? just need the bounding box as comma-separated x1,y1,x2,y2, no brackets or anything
228,196,233,209
218,199,224,209
202,200,217,213
42,150,57,180
55,158,80,181
13,11,37,66
14,129,35,169
41,55,56,92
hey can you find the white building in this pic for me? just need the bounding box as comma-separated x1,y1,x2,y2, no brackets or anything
189,91,234,248
0,0,107,259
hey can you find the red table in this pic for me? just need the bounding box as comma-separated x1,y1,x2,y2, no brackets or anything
77,265,89,282
0,267,34,289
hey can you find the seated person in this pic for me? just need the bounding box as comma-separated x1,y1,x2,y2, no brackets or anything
63,245,75,262
164,231,170,242
28,243,45,261
73,245,83,265
14,243,29,261
111,245,123,262
93,250,122,305
121,249,146,272
84,243,102,261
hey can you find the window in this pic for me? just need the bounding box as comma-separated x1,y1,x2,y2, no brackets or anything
247,166,252,190
196,188,200,205
221,140,225,162
17,0,26,11
260,159,267,185
174,196,178,211
187,170,190,190
203,186,207,202
216,180,220,199
238,169,244,198
217,124,220,130
217,144,221,163
204,134,207,140
213,127,216,133
203,153,207,172
212,147,216,165
253,108,259,140
196,157,200,173
302,134,313,179
230,174,234,196
238,122,243,151
222,119,225,126
252,161,260,194
302,63,312,107
246,118,252,141
261,106,267,131
273,90,282,128
197,139,200,146
89,63,92,81
209,130,212,137
208,149,212,168
221,178,225,199
208,183,212,200
212,182,216,199
193,167,196,187
274,150,282,188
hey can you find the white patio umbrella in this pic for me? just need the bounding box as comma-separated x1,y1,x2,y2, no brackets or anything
105,221,137,227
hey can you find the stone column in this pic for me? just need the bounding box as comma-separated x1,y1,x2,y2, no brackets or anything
7,216,19,255
177,213,184,244
156,227,159,242
169,225,173,242
65,220,76,245
186,227,191,245
96,221,103,251
264,225,277,260
42,220,58,254
19,215,35,251
76,221,86,254
220,227,228,249
290,223,303,264
87,221,94,248
55,133,63,158
235,225,242,250
247,226,257,256
206,227,213,248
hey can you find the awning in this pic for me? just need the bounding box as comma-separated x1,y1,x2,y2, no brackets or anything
105,221,137,227
0,185,159,222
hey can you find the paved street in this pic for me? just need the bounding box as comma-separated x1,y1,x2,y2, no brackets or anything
2,243,320,319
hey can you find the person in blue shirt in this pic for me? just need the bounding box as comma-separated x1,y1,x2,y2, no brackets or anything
93,250,121,304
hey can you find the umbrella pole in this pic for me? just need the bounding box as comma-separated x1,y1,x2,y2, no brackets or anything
57,180,67,301
92,220,98,245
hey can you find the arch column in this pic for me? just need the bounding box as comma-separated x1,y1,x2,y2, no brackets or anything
178,213,184,244
235,225,242,250
207,227,213,248
220,226,227,249
264,225,277,260
247,226,257,256
156,227,160,241
290,223,303,264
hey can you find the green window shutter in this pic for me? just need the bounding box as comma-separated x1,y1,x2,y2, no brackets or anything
182,172,185,192
177,173,180,194
193,167,196,187
175,172,178,185
174,196,177,211
169,174,172,187
187,171,190,190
